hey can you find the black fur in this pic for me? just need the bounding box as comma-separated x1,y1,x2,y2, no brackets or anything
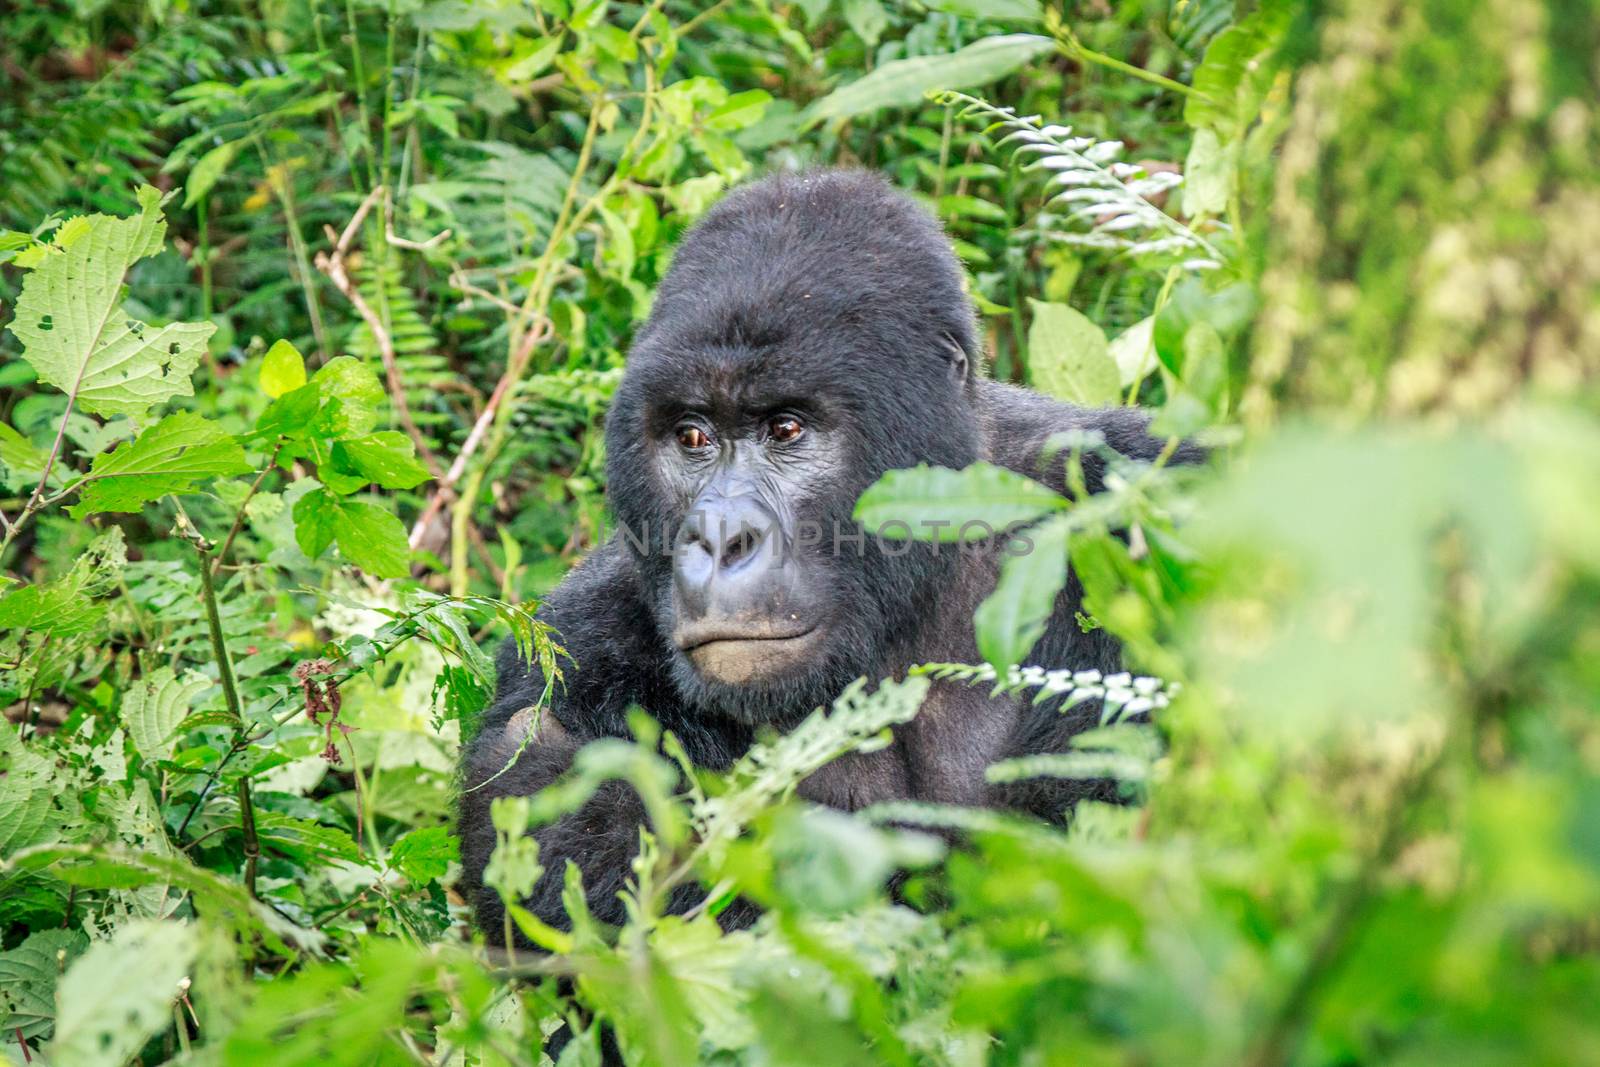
458,170,1198,943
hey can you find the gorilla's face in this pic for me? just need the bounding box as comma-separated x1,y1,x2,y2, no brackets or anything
650,385,842,687
603,171,984,722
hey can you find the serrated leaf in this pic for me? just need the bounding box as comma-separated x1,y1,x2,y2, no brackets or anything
389,825,458,885
1027,300,1120,406
6,186,215,419
330,430,431,490
259,338,307,398
0,528,125,636
974,512,1072,670
49,919,197,1067
805,34,1054,122
310,356,385,438
0,929,87,1041
253,812,365,866
253,380,322,439
0,422,49,491
67,411,249,518
0,721,57,854
334,499,411,577
855,462,1067,540
124,668,209,763
292,487,411,577
292,486,340,559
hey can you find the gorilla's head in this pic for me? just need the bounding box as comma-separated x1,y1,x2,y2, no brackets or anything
606,170,982,722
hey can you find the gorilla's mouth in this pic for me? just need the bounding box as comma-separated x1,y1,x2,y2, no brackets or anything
676,623,823,684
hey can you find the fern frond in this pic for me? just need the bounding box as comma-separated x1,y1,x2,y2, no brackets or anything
915,662,1177,719
934,90,1222,270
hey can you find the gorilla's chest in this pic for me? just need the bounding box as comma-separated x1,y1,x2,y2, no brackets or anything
796,681,1018,810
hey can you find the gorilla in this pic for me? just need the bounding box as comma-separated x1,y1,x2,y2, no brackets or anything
459,169,1195,941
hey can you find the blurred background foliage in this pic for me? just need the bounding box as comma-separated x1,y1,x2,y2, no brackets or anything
0,0,1598,1065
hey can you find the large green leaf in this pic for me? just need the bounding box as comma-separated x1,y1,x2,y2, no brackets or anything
67,411,250,518
0,528,125,636
329,431,431,492
6,186,215,419
0,929,87,1041
48,919,197,1067
974,512,1072,670
1183,0,1292,138
1027,300,1120,406
805,34,1054,122
855,462,1067,539
0,423,50,492
292,487,412,578
123,668,209,763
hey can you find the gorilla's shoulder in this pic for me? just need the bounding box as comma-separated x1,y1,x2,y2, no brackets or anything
487,538,665,740
978,379,1204,493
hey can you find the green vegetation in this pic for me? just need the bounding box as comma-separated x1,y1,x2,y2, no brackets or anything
2,1,1598,1064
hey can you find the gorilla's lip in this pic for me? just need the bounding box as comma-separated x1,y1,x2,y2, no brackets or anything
674,622,818,653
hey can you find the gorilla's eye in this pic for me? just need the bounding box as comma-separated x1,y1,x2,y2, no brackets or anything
767,415,805,444
675,423,713,452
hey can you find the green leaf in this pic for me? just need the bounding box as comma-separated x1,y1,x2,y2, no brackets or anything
1184,0,1291,138
331,431,431,490
259,338,307,398
705,89,773,132
842,0,887,46
974,512,1072,670
0,929,87,1041
0,528,125,636
124,668,209,763
1108,316,1157,389
6,186,215,419
1181,127,1235,218
0,721,57,854
309,355,385,438
0,422,49,491
183,139,242,207
805,34,1054,123
253,380,322,439
292,486,339,559
67,411,250,518
922,0,1041,19
49,920,198,1067
1026,300,1120,406
854,462,1067,540
292,488,411,577
389,825,458,885
331,499,411,577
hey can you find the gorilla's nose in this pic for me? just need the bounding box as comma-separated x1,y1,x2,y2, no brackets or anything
672,493,787,624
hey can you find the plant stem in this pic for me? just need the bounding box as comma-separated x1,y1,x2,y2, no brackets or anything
1049,16,1202,100
190,525,259,898
213,442,283,574
344,0,377,190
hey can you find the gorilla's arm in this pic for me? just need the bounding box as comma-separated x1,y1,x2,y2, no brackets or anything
458,543,722,941
976,380,1203,818
978,379,1201,495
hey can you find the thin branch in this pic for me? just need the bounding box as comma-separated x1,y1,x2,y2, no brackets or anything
178,512,260,899
212,442,283,575
314,186,446,481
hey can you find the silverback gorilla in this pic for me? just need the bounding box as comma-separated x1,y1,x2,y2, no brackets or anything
460,169,1195,941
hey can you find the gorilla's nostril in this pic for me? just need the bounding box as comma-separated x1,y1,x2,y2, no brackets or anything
721,526,762,567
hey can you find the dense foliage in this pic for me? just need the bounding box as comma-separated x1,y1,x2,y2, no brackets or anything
2,1,1598,1064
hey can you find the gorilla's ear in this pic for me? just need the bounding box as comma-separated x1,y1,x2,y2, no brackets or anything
941,332,969,383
